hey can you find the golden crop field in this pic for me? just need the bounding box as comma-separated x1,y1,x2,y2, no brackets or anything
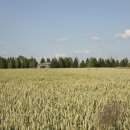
0,68,130,130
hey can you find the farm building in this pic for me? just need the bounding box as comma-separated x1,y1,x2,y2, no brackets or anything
37,62,51,68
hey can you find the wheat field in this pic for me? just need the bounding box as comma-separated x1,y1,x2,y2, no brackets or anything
0,68,130,130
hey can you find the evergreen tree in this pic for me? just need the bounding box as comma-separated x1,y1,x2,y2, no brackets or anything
7,57,15,68
19,56,25,68
110,57,116,67
80,60,86,68
87,57,98,67
67,57,73,68
51,58,59,68
64,57,73,68
120,58,129,67
98,58,105,67
47,58,51,62
15,58,21,68
25,58,29,68
128,62,130,67
40,58,45,63
28,57,38,68
58,57,65,68
86,58,89,67
0,57,7,68
115,60,119,67
105,59,111,67
19,56,28,68
73,57,79,68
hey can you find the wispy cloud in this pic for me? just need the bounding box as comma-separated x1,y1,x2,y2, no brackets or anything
56,38,69,43
90,36,101,41
74,50,92,55
55,53,66,58
84,50,92,54
114,29,130,39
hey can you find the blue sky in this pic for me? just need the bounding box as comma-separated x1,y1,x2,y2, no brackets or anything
0,0,130,60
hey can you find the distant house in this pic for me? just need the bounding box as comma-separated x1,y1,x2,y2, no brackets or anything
37,62,51,68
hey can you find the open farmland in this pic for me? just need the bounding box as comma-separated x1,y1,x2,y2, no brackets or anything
0,68,130,130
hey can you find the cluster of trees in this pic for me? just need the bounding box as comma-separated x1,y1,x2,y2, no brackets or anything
0,56,130,69
50,57,130,68
51,57,78,68
0,56,38,68
80,57,130,68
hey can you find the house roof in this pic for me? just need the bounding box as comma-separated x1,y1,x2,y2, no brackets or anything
37,62,51,67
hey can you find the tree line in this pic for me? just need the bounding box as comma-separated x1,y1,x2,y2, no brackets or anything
0,56,130,69
50,57,130,68
0,56,38,68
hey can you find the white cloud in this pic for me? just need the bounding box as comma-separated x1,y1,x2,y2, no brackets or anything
114,29,130,39
55,53,66,58
74,50,92,55
91,36,101,41
56,38,69,43
84,50,91,54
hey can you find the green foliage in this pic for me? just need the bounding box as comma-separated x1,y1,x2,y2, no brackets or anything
15,58,21,68
128,63,130,67
98,58,105,67
40,58,45,63
47,58,51,62
64,57,73,68
7,57,15,68
19,56,28,68
115,60,120,67
87,57,98,67
51,57,73,68
120,58,129,67
80,60,86,68
73,57,79,68
51,58,59,68
0,57,7,68
58,57,65,68
0,56,130,68
28,57,38,68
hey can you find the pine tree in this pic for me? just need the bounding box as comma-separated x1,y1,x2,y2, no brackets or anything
98,58,105,67
88,57,98,67
0,57,7,68
29,57,38,68
105,59,111,67
15,58,21,68
51,58,59,68
40,58,45,63
7,57,15,68
73,57,79,68
80,60,86,68
18,56,29,68
115,60,119,67
58,57,65,68
47,58,51,62
120,58,129,67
